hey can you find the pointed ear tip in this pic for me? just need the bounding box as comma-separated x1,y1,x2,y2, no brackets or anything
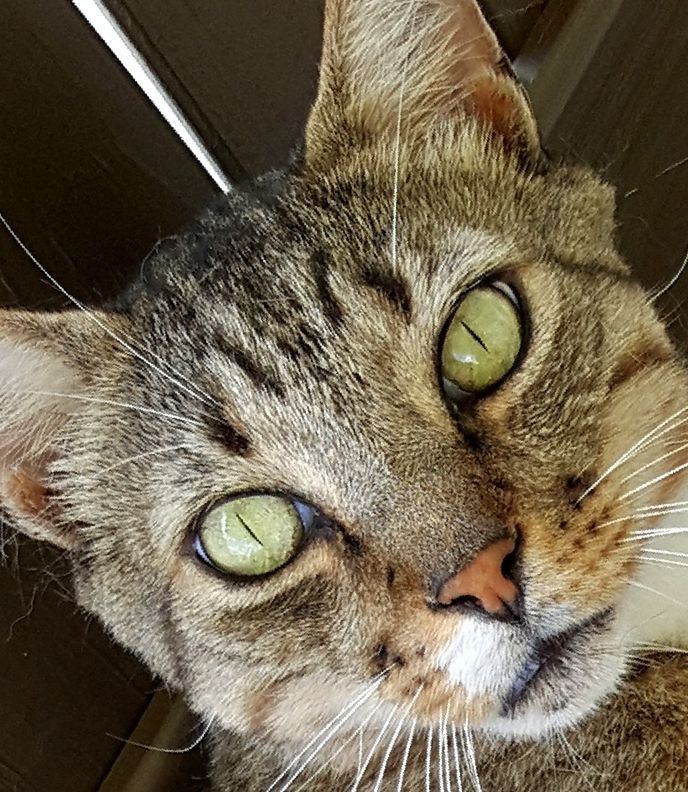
310,0,542,162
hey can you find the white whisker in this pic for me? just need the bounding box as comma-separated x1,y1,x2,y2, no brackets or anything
438,718,445,792
598,507,688,531
17,389,201,428
372,687,423,792
577,407,688,503
651,244,688,302
642,548,688,559
628,579,688,609
636,500,688,512
425,726,433,792
635,554,688,569
107,714,214,755
656,154,688,179
396,717,417,792
451,725,464,792
623,527,688,543
463,721,482,792
0,210,222,410
620,460,688,501
351,704,400,792
619,441,688,485
291,703,382,792
268,673,387,792
83,444,187,481
442,707,452,792
557,733,599,791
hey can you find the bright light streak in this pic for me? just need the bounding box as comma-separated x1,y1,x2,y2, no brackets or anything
73,0,232,193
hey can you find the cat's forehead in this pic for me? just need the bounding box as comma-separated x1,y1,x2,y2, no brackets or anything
117,146,638,472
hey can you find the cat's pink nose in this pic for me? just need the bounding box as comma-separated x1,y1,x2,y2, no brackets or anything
437,538,520,620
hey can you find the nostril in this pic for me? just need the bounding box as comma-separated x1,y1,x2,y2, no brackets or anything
451,595,483,614
500,545,519,583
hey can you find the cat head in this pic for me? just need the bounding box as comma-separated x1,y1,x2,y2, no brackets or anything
2,0,687,766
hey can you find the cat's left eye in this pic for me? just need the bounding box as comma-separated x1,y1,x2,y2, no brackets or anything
194,494,313,577
440,282,523,397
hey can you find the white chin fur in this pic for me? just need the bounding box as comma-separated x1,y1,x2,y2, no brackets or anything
483,650,627,739
438,616,627,739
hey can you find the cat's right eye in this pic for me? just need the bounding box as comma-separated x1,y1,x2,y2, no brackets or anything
194,494,312,577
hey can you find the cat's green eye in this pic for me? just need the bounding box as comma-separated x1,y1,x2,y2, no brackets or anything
441,284,523,396
195,495,310,577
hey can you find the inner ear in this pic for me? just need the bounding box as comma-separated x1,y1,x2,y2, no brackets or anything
0,310,113,552
3,464,75,550
306,0,541,164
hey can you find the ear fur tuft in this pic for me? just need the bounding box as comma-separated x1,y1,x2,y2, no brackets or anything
306,0,540,164
0,311,108,551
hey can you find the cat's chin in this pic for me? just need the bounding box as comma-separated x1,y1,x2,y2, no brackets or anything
480,648,626,739
439,606,628,740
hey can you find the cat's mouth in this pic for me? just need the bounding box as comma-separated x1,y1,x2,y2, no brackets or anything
500,608,614,718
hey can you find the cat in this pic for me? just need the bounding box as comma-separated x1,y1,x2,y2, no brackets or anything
1,0,687,790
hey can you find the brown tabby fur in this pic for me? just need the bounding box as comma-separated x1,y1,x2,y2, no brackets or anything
1,1,687,790
211,654,688,790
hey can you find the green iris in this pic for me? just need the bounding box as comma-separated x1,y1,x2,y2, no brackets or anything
441,285,523,395
197,495,305,577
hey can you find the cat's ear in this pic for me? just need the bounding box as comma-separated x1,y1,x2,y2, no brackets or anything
306,0,540,164
0,310,110,551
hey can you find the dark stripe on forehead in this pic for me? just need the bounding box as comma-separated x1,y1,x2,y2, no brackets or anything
214,331,287,398
608,340,672,392
552,252,634,281
205,415,251,456
360,265,413,321
310,250,344,327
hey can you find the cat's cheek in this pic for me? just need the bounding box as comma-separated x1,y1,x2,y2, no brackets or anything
170,538,340,607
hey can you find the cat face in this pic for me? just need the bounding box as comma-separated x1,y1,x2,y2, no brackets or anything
2,0,687,769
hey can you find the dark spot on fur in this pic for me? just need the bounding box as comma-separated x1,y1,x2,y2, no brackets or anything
360,266,413,320
559,519,568,531
294,321,327,363
609,343,672,391
416,646,426,658
276,339,300,362
311,251,344,327
386,566,396,588
564,473,595,508
573,536,585,550
565,475,583,492
341,529,363,556
214,332,286,398
372,643,388,670
461,427,483,452
372,642,405,670
206,418,251,456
